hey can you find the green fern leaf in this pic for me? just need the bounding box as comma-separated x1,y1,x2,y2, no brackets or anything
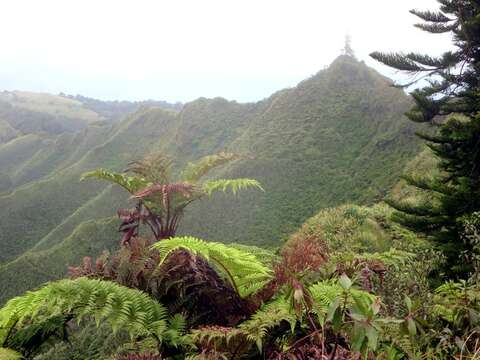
0,278,168,343
152,236,272,297
81,169,151,194
180,152,239,183
202,179,264,196
239,297,297,349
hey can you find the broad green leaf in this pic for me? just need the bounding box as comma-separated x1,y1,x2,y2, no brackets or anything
326,298,340,322
351,323,366,352
404,296,412,312
339,273,352,290
407,317,417,337
365,325,379,350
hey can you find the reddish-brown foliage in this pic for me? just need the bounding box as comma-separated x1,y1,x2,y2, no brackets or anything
247,233,328,312
156,250,250,326
69,237,250,327
69,237,159,291
131,183,193,205
280,233,329,274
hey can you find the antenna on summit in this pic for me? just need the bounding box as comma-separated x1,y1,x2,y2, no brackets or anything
342,34,355,57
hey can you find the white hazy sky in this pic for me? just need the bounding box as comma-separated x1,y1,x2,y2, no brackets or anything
0,0,452,103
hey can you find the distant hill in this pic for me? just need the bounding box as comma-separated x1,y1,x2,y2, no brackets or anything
64,94,183,123
0,90,181,138
0,91,102,136
0,92,180,192
0,55,424,303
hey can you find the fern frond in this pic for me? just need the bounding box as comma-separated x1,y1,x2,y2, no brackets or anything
126,153,174,184
202,179,264,196
189,326,251,359
5,314,70,355
189,326,247,348
81,169,151,194
180,152,239,183
163,313,190,348
333,249,415,271
152,237,272,297
0,278,168,343
239,297,296,350
309,280,375,313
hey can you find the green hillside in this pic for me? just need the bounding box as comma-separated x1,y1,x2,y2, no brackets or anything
179,55,421,245
0,55,423,303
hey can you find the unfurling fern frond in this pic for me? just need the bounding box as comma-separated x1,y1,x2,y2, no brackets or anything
81,169,151,194
152,237,272,297
0,278,168,344
180,152,239,183
202,179,264,196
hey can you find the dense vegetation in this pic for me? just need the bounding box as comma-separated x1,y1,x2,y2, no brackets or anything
1,0,480,358
0,52,421,303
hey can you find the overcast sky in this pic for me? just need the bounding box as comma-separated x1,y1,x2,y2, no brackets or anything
0,0,452,103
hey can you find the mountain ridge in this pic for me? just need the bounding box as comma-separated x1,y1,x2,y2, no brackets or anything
0,54,424,303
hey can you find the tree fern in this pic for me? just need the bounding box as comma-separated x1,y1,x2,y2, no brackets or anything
152,237,272,297
81,153,263,242
0,278,169,344
202,179,264,196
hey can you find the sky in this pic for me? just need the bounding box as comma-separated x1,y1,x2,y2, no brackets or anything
0,0,452,103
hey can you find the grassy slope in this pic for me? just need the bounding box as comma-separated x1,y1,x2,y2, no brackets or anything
0,92,101,137
0,108,179,302
0,91,102,123
0,107,177,263
0,55,423,302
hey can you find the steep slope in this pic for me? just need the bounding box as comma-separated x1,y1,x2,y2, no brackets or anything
0,55,423,303
179,55,421,245
0,107,178,263
0,124,114,191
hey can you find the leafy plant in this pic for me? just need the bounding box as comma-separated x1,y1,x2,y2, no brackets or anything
0,278,176,356
152,236,273,298
81,152,263,242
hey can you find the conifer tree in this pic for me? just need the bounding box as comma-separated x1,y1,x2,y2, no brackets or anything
370,0,480,278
